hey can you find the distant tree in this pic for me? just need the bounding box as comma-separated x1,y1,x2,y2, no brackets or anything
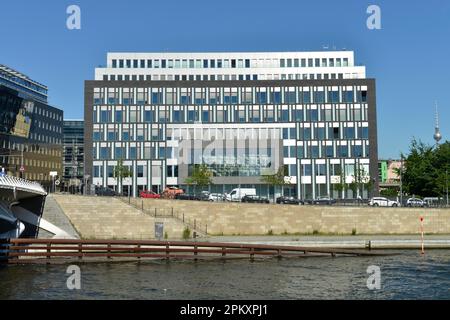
380,188,398,198
400,139,450,197
260,166,291,202
333,172,347,199
349,164,373,199
184,164,213,194
113,159,132,195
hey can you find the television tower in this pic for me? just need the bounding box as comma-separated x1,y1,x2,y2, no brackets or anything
434,102,442,146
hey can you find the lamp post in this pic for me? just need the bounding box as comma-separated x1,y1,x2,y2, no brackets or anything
399,156,404,207
446,168,449,207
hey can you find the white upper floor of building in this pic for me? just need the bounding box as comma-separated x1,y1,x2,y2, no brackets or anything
95,51,366,82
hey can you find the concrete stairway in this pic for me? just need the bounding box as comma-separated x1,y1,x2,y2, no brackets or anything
52,195,186,239
39,195,80,239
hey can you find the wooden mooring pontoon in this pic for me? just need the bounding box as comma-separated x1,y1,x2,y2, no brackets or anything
0,239,394,264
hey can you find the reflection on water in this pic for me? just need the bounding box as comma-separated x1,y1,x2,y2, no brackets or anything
1,250,449,300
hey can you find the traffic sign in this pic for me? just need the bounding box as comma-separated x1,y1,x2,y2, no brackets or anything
55,179,60,186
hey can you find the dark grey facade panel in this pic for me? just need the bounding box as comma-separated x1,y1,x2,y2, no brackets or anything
84,79,378,197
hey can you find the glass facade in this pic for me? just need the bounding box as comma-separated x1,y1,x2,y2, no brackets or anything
0,84,63,190
87,79,376,200
63,120,84,191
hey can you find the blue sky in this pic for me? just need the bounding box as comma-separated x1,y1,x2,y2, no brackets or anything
0,0,449,158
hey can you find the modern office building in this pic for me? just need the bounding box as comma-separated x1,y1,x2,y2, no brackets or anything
85,51,379,199
0,64,63,190
62,120,84,192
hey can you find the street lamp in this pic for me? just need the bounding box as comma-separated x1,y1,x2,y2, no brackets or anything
399,156,404,207
446,168,449,207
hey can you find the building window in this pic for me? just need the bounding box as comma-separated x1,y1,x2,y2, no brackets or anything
100,110,110,123
301,92,311,104
325,146,334,158
301,164,312,176
353,145,363,158
343,90,354,103
144,110,155,122
188,110,198,123
256,92,267,104
271,92,281,104
316,164,326,176
107,166,114,177
152,92,162,104
360,127,369,139
93,166,102,178
100,147,110,159
357,90,368,103
344,127,355,139
137,165,145,177
339,145,349,157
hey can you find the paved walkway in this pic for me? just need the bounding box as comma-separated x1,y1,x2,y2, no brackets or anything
204,235,450,249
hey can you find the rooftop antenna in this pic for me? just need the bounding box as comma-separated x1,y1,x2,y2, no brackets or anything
433,101,442,145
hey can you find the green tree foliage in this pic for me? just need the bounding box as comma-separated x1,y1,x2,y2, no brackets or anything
184,164,213,194
380,188,398,197
260,166,291,201
349,164,373,198
401,139,450,197
333,172,347,199
113,159,132,194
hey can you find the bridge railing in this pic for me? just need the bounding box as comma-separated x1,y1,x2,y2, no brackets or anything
0,175,47,195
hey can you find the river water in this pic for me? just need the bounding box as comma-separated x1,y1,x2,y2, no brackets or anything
1,250,449,300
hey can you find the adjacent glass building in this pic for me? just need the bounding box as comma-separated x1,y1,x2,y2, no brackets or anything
86,51,379,199
62,120,84,191
0,65,63,190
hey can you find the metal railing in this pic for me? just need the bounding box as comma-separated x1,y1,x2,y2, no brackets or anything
0,175,47,195
117,197,208,236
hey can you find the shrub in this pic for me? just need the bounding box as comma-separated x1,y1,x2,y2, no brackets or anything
164,231,168,239
267,229,274,236
182,227,191,239
352,228,357,236
312,230,319,235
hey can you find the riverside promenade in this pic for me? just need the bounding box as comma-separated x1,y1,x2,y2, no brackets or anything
48,195,450,247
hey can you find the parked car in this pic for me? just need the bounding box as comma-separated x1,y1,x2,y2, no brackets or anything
241,195,270,204
368,197,399,207
95,186,116,196
161,187,184,199
208,193,225,202
423,197,442,207
139,190,161,199
175,193,200,201
276,196,304,205
406,198,426,207
312,197,336,205
225,188,257,202
199,191,211,201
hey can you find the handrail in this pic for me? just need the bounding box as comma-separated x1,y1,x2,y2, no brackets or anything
117,196,208,235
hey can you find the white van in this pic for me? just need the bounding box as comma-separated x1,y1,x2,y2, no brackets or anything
225,188,257,202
